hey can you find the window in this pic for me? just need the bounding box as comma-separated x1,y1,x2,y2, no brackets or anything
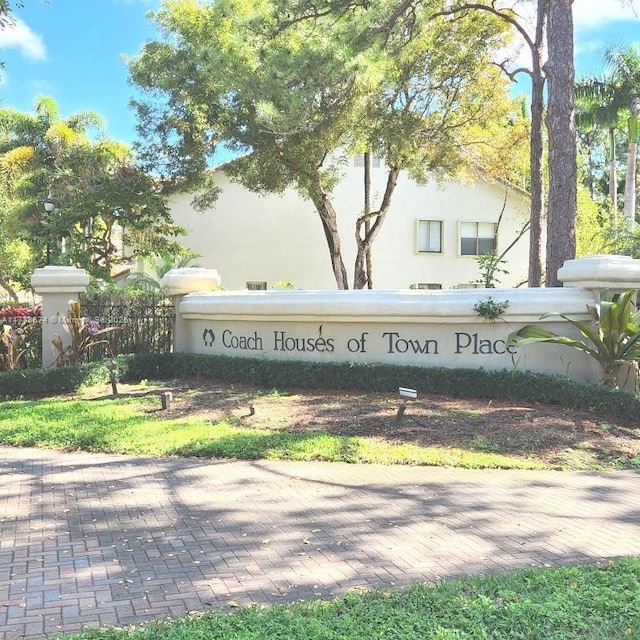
354,154,381,168
413,283,442,290
417,220,443,253
459,222,496,256
246,281,267,290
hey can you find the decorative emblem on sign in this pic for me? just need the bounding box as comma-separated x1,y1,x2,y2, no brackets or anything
202,328,215,347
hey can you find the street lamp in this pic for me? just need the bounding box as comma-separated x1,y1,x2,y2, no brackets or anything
43,196,55,265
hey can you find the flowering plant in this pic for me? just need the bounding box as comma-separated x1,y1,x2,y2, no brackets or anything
52,300,120,366
0,305,41,321
0,305,41,370
0,324,29,370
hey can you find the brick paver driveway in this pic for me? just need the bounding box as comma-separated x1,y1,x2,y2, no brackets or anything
1,447,639,639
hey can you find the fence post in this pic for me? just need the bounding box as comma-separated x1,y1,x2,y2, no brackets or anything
160,268,222,353
31,266,90,368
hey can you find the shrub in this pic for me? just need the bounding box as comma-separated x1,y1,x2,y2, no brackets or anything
0,362,108,398
509,289,640,389
117,353,640,426
2,353,639,426
0,304,42,371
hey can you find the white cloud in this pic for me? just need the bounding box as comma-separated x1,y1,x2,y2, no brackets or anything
574,0,640,31
0,19,46,61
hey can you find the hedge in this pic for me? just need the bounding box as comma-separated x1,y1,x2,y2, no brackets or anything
1,352,639,426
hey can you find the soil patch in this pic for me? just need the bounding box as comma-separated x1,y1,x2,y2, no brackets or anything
111,379,640,470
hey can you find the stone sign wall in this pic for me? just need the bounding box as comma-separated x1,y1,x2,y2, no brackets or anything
158,256,640,387
30,256,640,387
173,287,602,381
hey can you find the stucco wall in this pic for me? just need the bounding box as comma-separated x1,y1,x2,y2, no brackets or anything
168,163,530,290
159,256,640,389
176,287,601,382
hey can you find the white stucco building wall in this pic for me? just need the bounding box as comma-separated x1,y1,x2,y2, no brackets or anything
168,159,531,290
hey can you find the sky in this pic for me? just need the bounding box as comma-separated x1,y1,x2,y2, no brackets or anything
0,0,639,149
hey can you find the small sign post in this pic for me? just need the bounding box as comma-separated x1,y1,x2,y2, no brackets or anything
397,387,417,421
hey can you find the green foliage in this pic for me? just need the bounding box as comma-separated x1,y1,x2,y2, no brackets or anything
3,351,640,424
474,250,509,288
0,396,536,468
576,44,640,221
601,216,640,257
0,361,107,398
0,323,29,369
576,183,609,256
0,96,186,282
473,296,510,321
272,280,295,290
117,353,640,426
54,559,640,640
509,289,640,388
126,250,200,292
51,300,120,366
0,304,41,370
80,291,174,356
129,0,527,288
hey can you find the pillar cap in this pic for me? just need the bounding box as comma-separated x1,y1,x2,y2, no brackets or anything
160,267,222,297
557,255,640,289
31,266,90,293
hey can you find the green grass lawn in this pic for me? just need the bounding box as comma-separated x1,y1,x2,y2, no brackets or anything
59,558,640,640
3,390,638,639
0,394,545,469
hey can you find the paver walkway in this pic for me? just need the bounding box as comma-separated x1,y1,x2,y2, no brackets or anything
1,447,639,639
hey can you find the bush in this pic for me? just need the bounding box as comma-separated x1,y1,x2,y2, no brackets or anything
2,353,639,426
116,353,640,426
0,362,108,398
0,304,42,371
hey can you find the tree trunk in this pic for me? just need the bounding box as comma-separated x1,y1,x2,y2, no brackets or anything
544,0,577,287
355,151,374,290
364,152,373,289
623,139,637,220
311,181,350,289
609,127,618,215
353,168,400,290
528,0,547,287
0,274,19,303
623,106,639,221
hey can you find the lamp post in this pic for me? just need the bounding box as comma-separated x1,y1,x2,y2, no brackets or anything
43,195,55,265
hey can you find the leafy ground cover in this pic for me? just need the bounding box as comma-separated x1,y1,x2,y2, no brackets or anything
59,558,640,640
1,379,639,470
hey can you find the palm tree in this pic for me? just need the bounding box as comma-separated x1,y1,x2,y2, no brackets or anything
575,79,622,215
126,251,201,292
605,46,640,222
0,96,104,264
576,46,640,222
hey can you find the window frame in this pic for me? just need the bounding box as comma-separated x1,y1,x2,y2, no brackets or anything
458,221,497,257
416,219,444,254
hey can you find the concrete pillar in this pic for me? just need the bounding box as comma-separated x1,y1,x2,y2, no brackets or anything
160,268,222,352
31,266,90,368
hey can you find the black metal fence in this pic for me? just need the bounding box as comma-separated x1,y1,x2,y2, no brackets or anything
80,293,174,361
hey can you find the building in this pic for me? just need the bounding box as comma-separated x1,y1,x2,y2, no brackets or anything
168,156,531,290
